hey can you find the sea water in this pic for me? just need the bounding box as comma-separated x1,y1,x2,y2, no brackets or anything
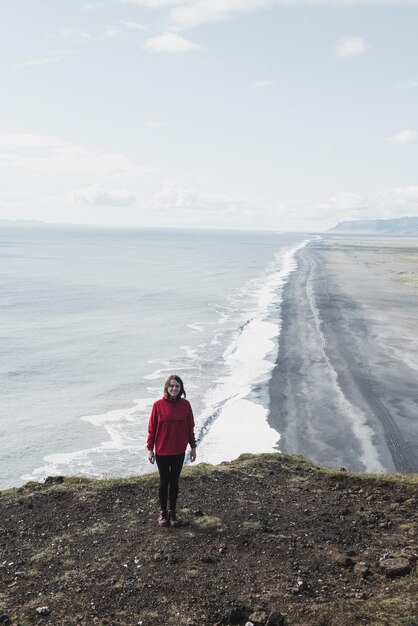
0,223,309,489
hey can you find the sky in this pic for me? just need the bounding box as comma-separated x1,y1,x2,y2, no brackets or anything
1,0,418,232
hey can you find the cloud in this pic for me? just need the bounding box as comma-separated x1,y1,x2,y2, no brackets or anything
388,129,418,145
311,185,418,225
168,0,266,29
119,20,148,30
153,184,201,209
335,36,368,59
47,28,91,43
143,32,200,53
0,134,154,178
14,50,76,68
96,28,121,41
124,1,418,32
124,0,267,29
251,80,276,89
46,27,122,45
398,79,418,88
68,185,137,206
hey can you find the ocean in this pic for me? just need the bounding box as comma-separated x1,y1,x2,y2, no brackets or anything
0,224,310,490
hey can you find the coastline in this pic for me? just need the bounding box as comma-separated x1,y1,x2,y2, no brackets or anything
268,236,418,473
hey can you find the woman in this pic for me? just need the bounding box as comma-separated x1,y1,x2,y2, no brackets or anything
147,374,197,527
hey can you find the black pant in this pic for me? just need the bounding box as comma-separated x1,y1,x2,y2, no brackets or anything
155,453,185,511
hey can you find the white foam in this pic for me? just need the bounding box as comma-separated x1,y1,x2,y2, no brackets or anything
197,240,311,463
187,323,204,333
21,398,155,483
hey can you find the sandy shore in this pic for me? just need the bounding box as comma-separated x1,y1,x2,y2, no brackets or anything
268,236,418,473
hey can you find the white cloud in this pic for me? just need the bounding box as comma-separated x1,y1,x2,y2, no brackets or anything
14,50,76,68
47,28,91,43
153,183,202,209
398,79,418,88
119,20,148,30
68,185,137,206
124,1,418,31
96,28,121,41
124,0,267,29
388,129,418,145
143,32,200,53
251,80,276,89
311,185,418,225
168,0,266,29
0,134,154,178
335,36,368,59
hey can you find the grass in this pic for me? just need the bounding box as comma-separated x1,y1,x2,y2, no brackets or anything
2,453,417,500
194,515,224,532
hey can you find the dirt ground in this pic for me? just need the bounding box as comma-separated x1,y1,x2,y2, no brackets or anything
0,453,417,626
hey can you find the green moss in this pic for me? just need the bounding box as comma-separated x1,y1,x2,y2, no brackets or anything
241,520,263,534
0,591,9,611
195,515,223,531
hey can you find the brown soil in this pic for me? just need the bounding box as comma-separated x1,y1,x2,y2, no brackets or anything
0,454,417,626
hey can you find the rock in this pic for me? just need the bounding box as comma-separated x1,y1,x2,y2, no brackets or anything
220,605,248,625
355,591,369,600
332,553,354,567
44,476,64,485
201,554,218,564
36,606,52,616
248,610,268,625
353,563,370,578
194,510,204,517
378,557,412,578
266,612,286,626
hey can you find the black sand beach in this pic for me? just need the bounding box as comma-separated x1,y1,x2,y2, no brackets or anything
269,236,418,474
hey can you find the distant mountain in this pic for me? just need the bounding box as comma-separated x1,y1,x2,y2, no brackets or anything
328,216,418,235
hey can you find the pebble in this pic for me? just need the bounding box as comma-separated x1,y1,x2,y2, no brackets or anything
35,606,51,616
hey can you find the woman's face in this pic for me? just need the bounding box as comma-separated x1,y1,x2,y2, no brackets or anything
167,378,181,398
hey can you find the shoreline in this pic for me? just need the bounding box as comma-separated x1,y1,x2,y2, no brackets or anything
268,236,418,473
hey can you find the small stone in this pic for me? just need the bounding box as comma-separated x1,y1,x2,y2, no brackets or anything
201,554,217,564
266,612,286,626
44,475,64,485
353,563,370,578
332,553,354,567
222,605,247,625
355,591,369,600
379,557,412,578
36,606,52,616
248,611,268,625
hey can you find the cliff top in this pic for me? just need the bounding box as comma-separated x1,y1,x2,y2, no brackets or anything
1,453,417,626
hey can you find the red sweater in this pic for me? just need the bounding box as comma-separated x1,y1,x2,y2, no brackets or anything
147,396,196,456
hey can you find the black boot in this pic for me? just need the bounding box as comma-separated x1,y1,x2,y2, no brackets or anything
168,510,179,527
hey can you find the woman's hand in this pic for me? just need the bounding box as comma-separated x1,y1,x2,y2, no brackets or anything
190,447,197,463
148,449,155,464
